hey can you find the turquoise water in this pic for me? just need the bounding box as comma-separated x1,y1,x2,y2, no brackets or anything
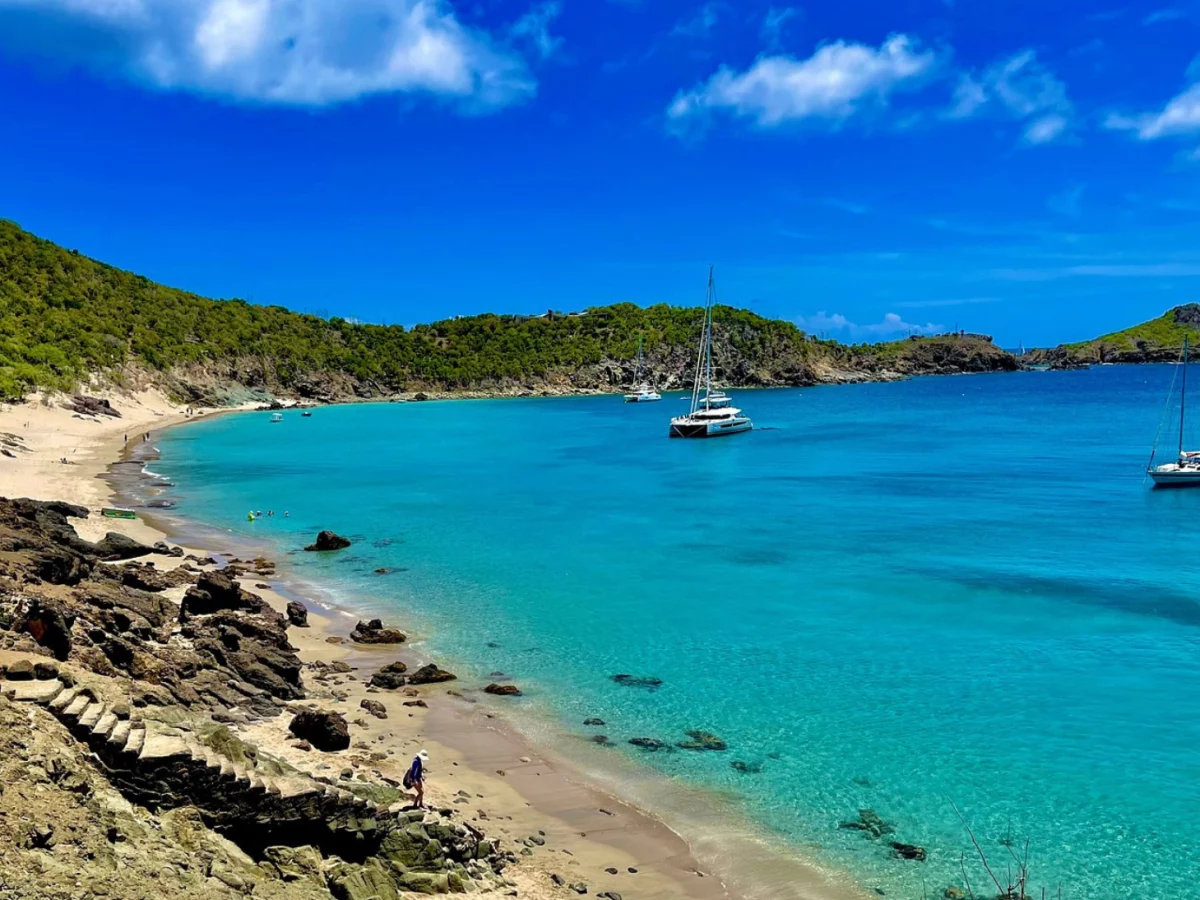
152,368,1200,899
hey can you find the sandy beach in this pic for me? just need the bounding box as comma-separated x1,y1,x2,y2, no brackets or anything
0,388,868,900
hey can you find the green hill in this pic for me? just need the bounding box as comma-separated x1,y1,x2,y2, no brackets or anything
0,219,1017,403
1034,304,1200,367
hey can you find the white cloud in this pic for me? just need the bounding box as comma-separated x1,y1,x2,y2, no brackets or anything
796,310,943,339
947,50,1073,145
760,6,799,50
667,34,936,128
1106,77,1200,140
0,0,536,109
1144,7,1185,24
511,1,563,61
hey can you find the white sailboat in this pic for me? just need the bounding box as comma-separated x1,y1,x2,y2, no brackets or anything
1147,336,1200,486
668,267,753,439
624,333,661,403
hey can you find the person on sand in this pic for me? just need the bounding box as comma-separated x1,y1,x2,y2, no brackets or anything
403,749,429,808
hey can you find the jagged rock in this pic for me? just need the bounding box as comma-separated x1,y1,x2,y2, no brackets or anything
288,708,350,751
180,572,265,618
151,541,184,557
33,660,59,680
262,844,324,881
403,699,427,708
583,717,605,726
304,530,351,552
285,601,308,627
840,809,895,839
407,664,456,685
628,737,667,751
119,563,193,593
598,892,623,900
610,674,662,690
677,729,726,751
350,619,406,644
68,394,120,418
360,698,388,719
369,662,408,690
484,683,522,696
326,859,402,900
19,598,75,660
890,842,927,861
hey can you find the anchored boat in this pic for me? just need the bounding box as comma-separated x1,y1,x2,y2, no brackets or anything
624,333,661,403
669,267,753,439
1148,336,1200,487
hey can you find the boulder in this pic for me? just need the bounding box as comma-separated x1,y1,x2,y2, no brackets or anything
181,572,265,618
628,737,668,752
484,683,522,696
91,532,158,561
610,674,662,690
677,729,726,751
304,530,351,552
583,717,605,726
33,660,59,680
890,842,927,862
369,662,408,690
350,619,407,644
286,601,309,628
407,663,456,685
839,809,894,839
288,709,350,752
4,659,34,680
360,699,388,719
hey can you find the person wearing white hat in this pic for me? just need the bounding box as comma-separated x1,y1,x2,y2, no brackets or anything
403,749,430,808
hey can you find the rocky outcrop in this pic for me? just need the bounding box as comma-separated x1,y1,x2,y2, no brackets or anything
68,394,121,418
407,664,456,685
304,531,351,552
288,709,350,752
369,662,408,690
286,601,309,627
350,619,406,644
484,683,521,696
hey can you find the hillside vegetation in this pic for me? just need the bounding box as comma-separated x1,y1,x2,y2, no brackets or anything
1034,304,1200,367
0,219,1016,402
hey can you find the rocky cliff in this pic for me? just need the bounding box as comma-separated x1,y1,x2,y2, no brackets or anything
1030,304,1200,368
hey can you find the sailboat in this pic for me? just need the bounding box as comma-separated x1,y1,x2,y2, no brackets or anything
1147,336,1200,486
668,267,753,438
624,333,661,403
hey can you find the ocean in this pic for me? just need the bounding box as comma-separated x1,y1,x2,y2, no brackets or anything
149,366,1200,900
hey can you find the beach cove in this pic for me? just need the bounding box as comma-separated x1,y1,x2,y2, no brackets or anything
0,388,868,900
137,366,1200,900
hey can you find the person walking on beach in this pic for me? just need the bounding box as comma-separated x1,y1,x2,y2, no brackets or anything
404,749,429,808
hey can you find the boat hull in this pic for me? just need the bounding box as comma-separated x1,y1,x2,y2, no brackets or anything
669,417,753,438
1149,468,1200,487
624,394,662,403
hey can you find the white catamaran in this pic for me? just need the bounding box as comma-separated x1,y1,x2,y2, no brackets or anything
624,333,661,403
1147,336,1200,487
668,267,753,438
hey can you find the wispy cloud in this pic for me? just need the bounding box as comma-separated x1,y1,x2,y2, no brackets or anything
671,1,724,38
1144,7,1186,24
667,34,937,130
760,6,800,50
895,297,1000,309
511,1,564,61
1105,64,1200,141
993,263,1200,281
947,50,1074,145
0,0,536,109
796,310,943,338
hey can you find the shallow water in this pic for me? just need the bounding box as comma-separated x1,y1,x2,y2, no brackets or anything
153,367,1200,900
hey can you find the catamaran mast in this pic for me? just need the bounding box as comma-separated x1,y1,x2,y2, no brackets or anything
704,267,714,410
635,333,643,384
1180,336,1189,458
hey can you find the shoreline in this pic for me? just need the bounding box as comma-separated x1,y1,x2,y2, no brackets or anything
0,387,871,900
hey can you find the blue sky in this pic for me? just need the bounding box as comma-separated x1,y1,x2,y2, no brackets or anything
2,0,1200,345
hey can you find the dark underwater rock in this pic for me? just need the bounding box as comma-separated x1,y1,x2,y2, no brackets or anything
304,530,351,552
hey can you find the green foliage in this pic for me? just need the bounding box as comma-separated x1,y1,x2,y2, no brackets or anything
0,219,1009,400
1067,304,1200,353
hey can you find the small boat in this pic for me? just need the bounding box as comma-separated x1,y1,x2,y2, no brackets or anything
270,412,283,423
301,411,312,418
101,507,137,519
1148,336,1200,487
669,267,753,438
624,334,661,403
